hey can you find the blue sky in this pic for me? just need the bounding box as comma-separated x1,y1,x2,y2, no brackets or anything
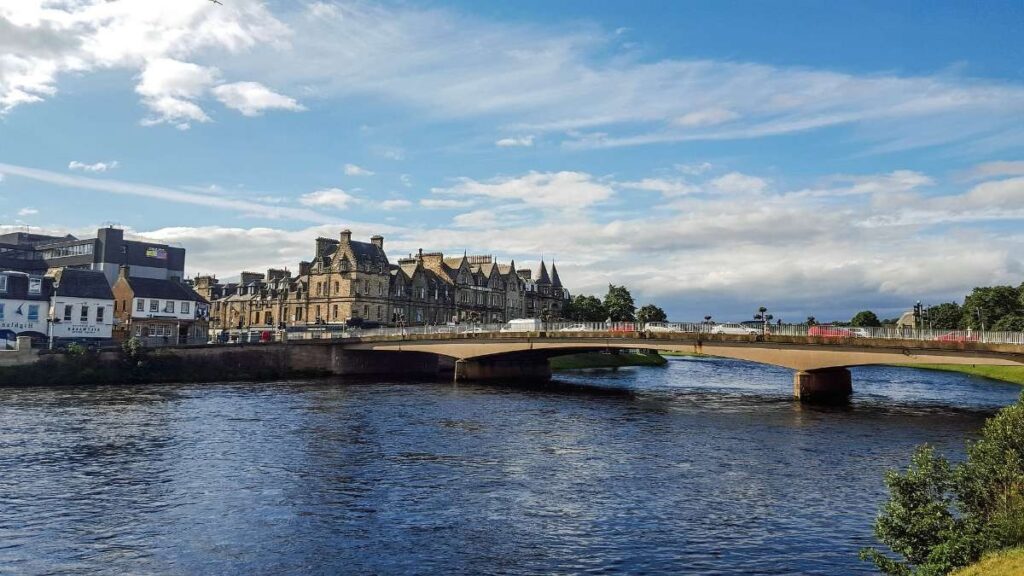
2,0,1023,322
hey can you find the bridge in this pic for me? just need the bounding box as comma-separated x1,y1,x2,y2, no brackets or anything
277,322,1024,403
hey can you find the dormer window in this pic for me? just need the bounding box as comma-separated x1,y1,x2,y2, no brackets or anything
0,274,6,292
28,277,41,295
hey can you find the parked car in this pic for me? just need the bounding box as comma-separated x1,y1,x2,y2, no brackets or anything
644,322,684,333
558,323,590,332
501,318,544,332
808,325,853,337
935,331,981,342
848,328,870,338
712,323,759,335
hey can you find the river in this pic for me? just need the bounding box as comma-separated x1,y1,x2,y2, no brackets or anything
0,357,1020,575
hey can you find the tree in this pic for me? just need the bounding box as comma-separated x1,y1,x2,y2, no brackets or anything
806,316,818,326
636,304,667,323
851,310,882,327
603,284,636,322
962,285,1023,329
992,314,1024,332
861,392,1024,575
927,302,963,330
566,294,607,322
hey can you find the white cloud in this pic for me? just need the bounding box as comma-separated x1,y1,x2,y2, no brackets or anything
453,209,499,229
618,178,696,197
17,207,38,216
495,135,534,147
4,1,1023,153
400,174,413,187
212,81,304,117
435,171,613,209
673,108,739,127
420,198,474,209
135,58,218,127
710,172,769,195
68,160,118,173
298,187,359,209
0,162,336,223
676,162,713,175
344,163,375,176
966,161,1024,180
380,199,412,210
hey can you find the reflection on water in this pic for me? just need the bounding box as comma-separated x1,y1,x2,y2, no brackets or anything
0,358,1019,575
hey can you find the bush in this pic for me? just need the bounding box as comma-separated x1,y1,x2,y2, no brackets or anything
861,393,1024,575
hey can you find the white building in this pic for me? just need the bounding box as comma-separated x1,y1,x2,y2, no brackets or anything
0,271,52,346
49,268,115,341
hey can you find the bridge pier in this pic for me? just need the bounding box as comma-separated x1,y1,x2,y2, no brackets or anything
793,368,852,403
453,357,552,383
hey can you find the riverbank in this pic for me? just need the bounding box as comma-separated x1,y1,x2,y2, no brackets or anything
952,548,1024,576
900,364,1024,386
550,352,667,370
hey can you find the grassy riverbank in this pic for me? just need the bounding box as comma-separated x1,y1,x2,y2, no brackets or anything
902,364,1024,386
550,352,667,370
951,548,1024,576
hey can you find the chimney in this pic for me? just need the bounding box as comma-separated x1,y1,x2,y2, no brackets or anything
340,229,352,243
370,235,384,250
298,261,312,276
118,264,130,279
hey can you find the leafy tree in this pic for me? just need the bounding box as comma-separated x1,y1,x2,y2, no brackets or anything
962,285,1023,329
851,310,882,327
603,284,636,322
566,295,607,322
636,304,667,323
927,302,963,330
806,316,818,326
861,393,1024,575
992,314,1024,332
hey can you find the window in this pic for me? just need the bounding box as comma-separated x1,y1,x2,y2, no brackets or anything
28,305,39,321
41,243,93,258
181,302,190,315
150,299,159,312
0,274,6,292
81,305,89,323
28,277,41,295
164,301,175,313
135,325,143,337
0,303,4,320
333,305,338,320
137,299,144,312
149,325,158,337
334,282,339,294
96,307,105,323
64,305,73,322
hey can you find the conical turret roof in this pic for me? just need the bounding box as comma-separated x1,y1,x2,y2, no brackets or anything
536,260,551,284
550,261,562,288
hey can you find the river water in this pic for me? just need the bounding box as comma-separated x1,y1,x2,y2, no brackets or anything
0,357,1020,575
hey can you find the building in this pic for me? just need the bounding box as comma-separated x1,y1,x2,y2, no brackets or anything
48,268,116,343
0,270,53,346
196,230,571,332
112,266,209,346
0,227,186,285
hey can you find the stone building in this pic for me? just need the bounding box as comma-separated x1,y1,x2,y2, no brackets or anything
112,266,209,346
197,230,570,331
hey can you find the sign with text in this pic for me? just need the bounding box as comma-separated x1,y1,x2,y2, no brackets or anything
145,247,168,260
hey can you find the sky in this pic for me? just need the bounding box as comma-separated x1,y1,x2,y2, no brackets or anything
1,0,1023,322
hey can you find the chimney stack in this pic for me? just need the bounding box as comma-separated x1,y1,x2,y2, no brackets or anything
371,235,384,250
340,229,352,243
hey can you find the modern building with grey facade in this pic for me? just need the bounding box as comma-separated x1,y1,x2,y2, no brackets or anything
0,227,185,285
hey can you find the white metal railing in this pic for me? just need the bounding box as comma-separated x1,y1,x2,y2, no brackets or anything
208,321,1024,347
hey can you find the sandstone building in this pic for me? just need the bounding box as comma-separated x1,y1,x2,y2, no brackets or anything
194,230,569,331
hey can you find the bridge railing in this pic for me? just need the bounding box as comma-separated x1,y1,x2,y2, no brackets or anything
212,322,1024,346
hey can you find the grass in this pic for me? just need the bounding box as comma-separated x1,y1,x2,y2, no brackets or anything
549,352,668,371
951,547,1024,576
903,364,1024,386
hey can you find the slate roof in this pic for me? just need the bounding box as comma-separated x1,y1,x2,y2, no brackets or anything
52,268,114,300
550,262,562,288
536,260,551,284
0,271,52,301
125,276,206,303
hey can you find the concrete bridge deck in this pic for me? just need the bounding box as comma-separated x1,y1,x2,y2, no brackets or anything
333,328,1024,402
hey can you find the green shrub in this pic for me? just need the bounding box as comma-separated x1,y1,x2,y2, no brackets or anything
861,393,1024,575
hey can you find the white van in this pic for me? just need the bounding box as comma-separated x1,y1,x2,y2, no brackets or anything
501,318,544,332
